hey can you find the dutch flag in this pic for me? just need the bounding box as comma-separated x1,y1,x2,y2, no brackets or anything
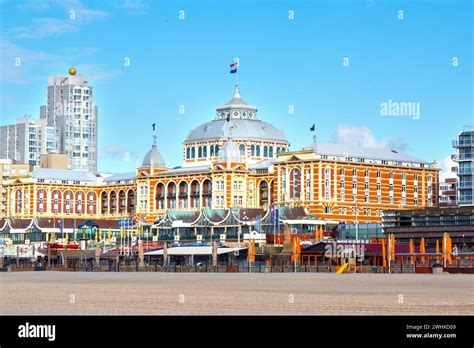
230,62,238,74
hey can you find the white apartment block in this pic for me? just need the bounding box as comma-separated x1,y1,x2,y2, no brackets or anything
0,117,57,166
40,74,98,172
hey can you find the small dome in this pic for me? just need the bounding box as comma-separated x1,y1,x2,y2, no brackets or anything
218,138,241,162
142,144,165,167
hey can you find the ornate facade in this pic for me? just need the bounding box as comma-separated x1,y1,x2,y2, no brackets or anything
3,87,439,229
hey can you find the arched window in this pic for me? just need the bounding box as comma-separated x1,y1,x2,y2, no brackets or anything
290,168,301,198
202,145,207,157
269,146,273,157
186,147,190,159
281,147,286,153
191,147,196,158
239,144,246,157
250,145,255,156
276,147,281,154
256,145,261,156
210,145,214,157
215,145,220,156
263,145,268,157
198,146,202,158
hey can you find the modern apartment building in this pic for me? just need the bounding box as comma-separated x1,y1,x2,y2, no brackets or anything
40,74,98,172
0,117,57,166
439,177,457,207
452,125,473,206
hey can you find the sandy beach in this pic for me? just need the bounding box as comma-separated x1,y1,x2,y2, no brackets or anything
1,272,473,315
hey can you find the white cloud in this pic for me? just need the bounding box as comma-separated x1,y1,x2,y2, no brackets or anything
7,1,108,39
332,124,408,150
73,8,108,23
10,18,78,39
439,155,457,182
101,144,136,162
75,64,123,81
120,0,150,15
0,38,59,83
0,39,108,84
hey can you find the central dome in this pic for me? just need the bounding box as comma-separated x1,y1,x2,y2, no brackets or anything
185,86,287,144
185,118,287,143
182,87,289,167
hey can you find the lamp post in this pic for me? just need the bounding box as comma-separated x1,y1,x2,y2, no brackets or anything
355,200,359,241
242,212,249,250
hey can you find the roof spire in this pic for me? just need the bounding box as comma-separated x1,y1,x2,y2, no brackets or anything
234,84,240,99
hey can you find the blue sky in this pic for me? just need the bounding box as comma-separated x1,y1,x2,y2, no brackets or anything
0,0,472,177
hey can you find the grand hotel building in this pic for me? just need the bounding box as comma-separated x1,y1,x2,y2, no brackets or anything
2,87,439,238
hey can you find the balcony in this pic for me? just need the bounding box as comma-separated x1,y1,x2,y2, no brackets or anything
179,191,188,198
458,181,472,188
155,194,165,199
452,153,473,161
202,190,212,196
190,191,200,197
167,192,176,198
458,196,473,204
452,139,473,147
458,167,474,174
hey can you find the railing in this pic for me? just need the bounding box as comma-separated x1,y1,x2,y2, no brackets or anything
452,153,473,160
458,167,473,174
452,139,473,147
458,182,473,188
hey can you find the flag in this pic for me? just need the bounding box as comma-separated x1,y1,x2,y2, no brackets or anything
230,62,237,74
310,124,315,132
152,123,156,131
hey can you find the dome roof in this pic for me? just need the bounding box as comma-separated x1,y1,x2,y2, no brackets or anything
185,118,287,143
185,87,287,144
142,144,165,167
218,138,241,162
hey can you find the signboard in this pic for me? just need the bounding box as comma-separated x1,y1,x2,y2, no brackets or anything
111,237,117,243
152,236,158,242
220,234,226,241
174,235,180,242
132,236,137,242
80,241,86,250
196,235,203,241
138,239,142,244
118,218,134,228
25,239,30,245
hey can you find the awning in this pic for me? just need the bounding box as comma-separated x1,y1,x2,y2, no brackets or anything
281,219,339,225
145,246,246,256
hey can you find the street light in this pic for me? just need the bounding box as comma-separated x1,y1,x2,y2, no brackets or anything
355,200,359,241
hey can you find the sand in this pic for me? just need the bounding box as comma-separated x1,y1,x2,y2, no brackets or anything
0,272,473,315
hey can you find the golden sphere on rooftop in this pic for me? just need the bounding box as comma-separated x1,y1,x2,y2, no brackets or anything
68,67,77,76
